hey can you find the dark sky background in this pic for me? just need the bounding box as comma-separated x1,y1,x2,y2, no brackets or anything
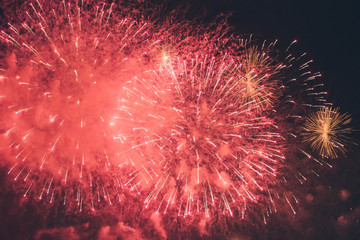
1,0,360,239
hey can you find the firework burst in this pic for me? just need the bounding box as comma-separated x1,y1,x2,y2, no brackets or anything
132,52,285,219
303,107,352,159
0,0,167,211
0,0,354,237
231,46,282,110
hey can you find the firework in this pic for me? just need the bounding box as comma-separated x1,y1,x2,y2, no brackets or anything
231,46,282,110
0,0,167,211
0,0,352,237
303,107,352,158
130,52,284,219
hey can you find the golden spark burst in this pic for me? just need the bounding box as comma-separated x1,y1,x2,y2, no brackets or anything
303,107,352,158
230,46,282,110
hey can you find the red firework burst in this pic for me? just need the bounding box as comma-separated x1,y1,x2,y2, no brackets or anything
1,0,167,210
0,0,350,231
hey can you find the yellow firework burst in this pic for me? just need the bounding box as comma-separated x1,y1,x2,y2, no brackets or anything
303,107,352,158
230,46,282,110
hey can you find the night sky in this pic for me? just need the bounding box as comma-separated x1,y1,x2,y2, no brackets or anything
1,0,360,239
